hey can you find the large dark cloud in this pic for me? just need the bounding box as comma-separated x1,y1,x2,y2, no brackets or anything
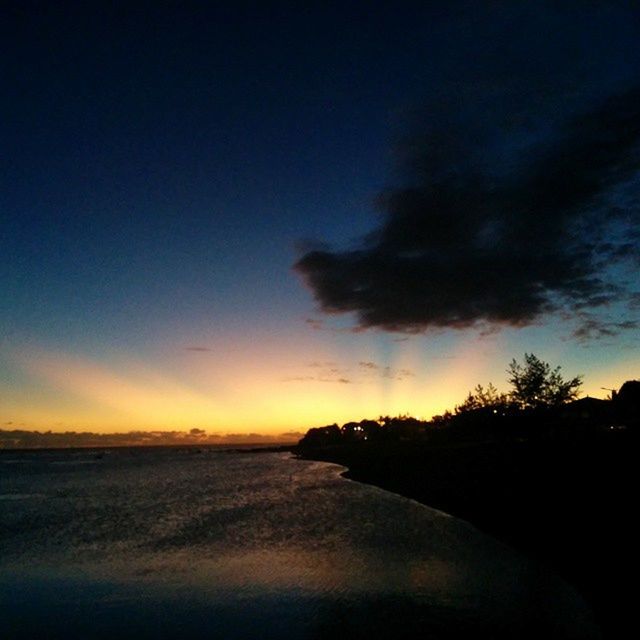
295,83,640,335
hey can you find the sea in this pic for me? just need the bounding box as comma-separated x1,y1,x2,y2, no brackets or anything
0,447,599,639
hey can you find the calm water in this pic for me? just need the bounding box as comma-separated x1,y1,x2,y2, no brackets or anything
0,448,599,639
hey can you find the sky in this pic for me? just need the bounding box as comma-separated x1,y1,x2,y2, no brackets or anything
1,2,639,442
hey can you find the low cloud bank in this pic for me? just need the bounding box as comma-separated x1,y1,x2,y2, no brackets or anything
0,429,302,449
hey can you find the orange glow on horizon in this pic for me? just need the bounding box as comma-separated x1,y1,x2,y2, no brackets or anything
2,340,452,435
1,332,631,439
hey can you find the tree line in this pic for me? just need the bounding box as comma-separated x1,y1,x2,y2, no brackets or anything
449,352,582,416
298,354,637,449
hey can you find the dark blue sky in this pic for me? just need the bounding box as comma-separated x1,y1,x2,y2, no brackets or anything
3,3,451,344
2,2,639,433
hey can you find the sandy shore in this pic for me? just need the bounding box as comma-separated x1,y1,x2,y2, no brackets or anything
297,430,637,639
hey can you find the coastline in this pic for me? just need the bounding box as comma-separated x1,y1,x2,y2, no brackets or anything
296,431,637,639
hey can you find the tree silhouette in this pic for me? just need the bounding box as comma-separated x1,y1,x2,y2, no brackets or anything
455,383,508,414
507,353,582,409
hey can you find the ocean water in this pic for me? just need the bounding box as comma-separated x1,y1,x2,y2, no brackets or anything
0,448,599,639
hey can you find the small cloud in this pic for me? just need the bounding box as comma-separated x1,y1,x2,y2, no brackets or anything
185,346,212,352
280,431,305,439
304,318,324,330
284,374,352,384
477,323,503,338
357,361,414,380
287,362,354,384
573,317,639,342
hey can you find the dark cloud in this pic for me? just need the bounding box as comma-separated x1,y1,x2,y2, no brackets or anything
294,6,640,339
185,346,212,352
573,317,640,342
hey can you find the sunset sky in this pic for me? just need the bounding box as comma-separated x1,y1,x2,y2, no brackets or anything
2,3,639,439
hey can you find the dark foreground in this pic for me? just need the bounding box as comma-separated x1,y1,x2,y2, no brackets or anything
3,447,598,640
297,430,637,639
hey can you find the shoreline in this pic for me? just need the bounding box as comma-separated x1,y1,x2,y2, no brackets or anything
296,431,637,639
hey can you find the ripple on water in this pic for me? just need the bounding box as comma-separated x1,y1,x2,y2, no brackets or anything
0,449,601,639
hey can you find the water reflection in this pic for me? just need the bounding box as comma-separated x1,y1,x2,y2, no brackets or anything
0,450,599,639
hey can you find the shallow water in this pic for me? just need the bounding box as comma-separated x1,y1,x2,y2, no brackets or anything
0,448,599,639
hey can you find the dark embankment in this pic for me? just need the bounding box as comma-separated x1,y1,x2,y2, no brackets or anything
296,430,637,639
